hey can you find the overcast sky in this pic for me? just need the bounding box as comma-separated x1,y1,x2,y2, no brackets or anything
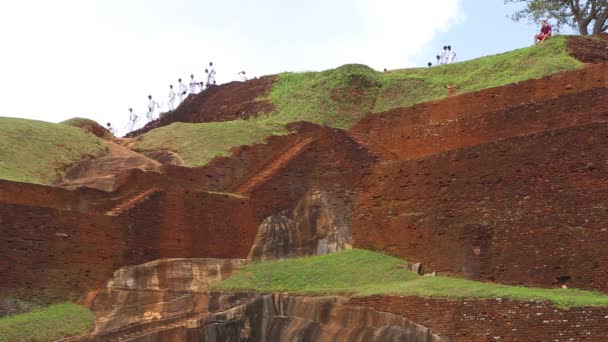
0,0,540,134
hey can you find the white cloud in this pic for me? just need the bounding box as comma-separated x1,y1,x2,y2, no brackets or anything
0,0,462,135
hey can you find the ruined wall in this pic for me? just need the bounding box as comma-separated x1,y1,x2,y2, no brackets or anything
353,122,608,291
347,296,608,341
352,63,608,160
0,179,111,213
0,190,258,303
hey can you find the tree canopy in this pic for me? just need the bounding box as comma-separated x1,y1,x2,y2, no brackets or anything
506,0,608,35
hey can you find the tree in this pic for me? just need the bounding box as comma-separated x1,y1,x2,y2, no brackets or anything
505,0,608,35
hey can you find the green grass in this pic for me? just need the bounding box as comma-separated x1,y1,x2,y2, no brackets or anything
0,117,108,185
133,36,585,168
0,302,95,342
213,249,608,308
373,36,583,112
133,120,287,167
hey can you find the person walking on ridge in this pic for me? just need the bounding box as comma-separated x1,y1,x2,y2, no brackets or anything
178,78,188,103
189,74,199,95
535,20,552,44
128,108,138,132
168,84,176,111
237,70,247,82
440,46,449,64
106,122,116,136
447,46,457,64
207,62,216,86
147,95,160,121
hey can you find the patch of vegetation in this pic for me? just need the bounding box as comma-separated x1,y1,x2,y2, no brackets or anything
213,249,608,308
373,36,583,112
133,120,287,167
266,64,381,129
0,302,95,341
61,117,113,139
0,117,108,185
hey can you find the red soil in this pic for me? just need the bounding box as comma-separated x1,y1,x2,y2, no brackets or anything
127,76,276,137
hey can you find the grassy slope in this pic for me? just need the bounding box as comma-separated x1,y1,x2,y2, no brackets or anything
0,117,108,185
134,120,286,167
0,303,95,341
213,249,608,308
375,36,582,111
134,37,583,167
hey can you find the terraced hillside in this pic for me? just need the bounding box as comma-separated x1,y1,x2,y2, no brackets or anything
129,36,588,168
3,35,608,341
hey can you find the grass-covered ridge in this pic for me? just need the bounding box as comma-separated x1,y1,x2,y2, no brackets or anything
373,36,582,112
213,249,608,308
134,36,585,167
0,302,95,341
133,120,287,167
0,117,108,185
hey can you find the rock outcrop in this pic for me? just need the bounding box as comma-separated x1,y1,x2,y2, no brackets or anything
72,259,442,342
248,188,352,261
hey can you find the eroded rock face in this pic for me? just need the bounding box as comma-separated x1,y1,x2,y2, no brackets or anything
123,293,443,342
248,189,353,261
72,258,443,342
81,258,247,335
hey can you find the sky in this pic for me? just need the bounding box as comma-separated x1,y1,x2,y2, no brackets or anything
0,0,544,135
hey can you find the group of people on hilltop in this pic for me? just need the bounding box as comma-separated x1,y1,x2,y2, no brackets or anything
124,62,222,133
427,45,457,68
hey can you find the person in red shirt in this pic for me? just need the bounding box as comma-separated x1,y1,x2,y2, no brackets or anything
535,20,552,44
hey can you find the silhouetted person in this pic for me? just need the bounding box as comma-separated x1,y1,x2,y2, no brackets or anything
427,62,432,68
204,69,209,90
168,85,176,111
178,78,188,102
440,46,449,64
436,55,441,65
127,108,138,131
207,62,216,86
447,46,457,64
147,95,159,121
189,74,199,94
106,122,116,135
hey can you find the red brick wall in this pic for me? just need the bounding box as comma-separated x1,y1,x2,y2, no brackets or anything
347,296,608,341
352,63,608,160
0,190,258,301
353,122,608,292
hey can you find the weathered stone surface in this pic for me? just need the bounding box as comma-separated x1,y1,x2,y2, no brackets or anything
97,293,443,342
248,188,353,261
77,258,248,336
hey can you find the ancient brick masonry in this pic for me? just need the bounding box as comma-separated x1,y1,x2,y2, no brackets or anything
0,122,376,303
353,122,608,291
0,190,258,301
347,296,608,341
352,63,608,160
350,60,608,292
